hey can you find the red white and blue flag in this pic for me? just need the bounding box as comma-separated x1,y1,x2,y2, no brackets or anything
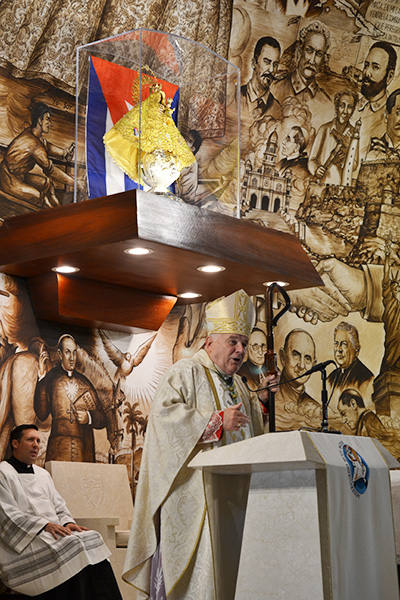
86,55,179,199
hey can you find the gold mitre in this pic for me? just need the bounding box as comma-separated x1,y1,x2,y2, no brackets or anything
205,289,256,338
104,77,195,183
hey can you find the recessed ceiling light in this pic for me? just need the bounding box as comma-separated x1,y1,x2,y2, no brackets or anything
197,265,225,273
263,281,289,287
124,247,153,256
178,292,202,299
52,266,80,274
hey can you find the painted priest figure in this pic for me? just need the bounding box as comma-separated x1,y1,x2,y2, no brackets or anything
123,289,279,600
0,424,122,599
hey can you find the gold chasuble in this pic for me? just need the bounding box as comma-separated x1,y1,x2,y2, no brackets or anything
123,349,264,600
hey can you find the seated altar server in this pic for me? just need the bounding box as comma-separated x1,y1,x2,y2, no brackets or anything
123,289,279,600
0,424,122,599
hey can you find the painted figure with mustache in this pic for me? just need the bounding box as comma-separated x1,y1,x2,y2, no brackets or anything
240,36,282,126
272,21,334,130
308,89,359,184
353,40,397,159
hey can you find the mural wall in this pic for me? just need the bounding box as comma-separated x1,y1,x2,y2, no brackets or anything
0,272,184,491
224,0,400,458
0,0,400,487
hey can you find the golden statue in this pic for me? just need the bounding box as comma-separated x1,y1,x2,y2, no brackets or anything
104,75,195,194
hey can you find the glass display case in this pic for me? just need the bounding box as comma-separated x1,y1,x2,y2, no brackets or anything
75,28,241,216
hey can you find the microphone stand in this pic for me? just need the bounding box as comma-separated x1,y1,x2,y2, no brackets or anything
301,366,341,435
320,367,329,432
243,362,342,434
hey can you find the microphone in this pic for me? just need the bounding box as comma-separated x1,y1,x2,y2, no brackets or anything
302,360,336,377
241,360,336,394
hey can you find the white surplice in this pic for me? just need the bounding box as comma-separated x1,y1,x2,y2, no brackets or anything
0,461,110,596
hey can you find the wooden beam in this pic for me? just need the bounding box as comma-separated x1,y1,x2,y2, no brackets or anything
28,273,177,333
0,190,323,331
136,190,320,288
0,191,138,264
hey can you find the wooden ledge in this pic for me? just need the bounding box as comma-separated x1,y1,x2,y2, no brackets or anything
0,190,322,332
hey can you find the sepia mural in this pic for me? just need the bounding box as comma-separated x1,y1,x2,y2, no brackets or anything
227,0,400,459
0,273,175,484
174,0,400,459
0,72,77,221
0,0,400,488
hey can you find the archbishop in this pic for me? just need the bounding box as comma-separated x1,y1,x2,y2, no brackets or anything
123,289,278,599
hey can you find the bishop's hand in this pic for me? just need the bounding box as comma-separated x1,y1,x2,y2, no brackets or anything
223,403,250,432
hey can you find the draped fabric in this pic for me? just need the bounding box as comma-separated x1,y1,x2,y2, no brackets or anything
309,433,398,600
0,0,233,94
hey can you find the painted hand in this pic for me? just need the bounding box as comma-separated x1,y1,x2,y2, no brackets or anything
285,258,366,323
258,371,281,401
75,409,89,424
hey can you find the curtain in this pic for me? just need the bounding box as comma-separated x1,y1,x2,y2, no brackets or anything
0,0,233,93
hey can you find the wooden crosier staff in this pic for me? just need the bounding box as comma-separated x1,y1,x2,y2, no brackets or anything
265,283,291,432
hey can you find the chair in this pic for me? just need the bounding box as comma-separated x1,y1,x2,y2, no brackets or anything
45,461,134,600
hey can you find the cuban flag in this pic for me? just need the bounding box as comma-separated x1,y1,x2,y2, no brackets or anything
86,55,180,199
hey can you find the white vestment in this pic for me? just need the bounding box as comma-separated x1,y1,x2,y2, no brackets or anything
0,461,110,596
123,349,264,600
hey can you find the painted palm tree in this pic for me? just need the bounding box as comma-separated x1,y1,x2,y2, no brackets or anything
123,400,147,498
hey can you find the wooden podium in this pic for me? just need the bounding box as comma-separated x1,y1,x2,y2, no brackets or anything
189,431,399,600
